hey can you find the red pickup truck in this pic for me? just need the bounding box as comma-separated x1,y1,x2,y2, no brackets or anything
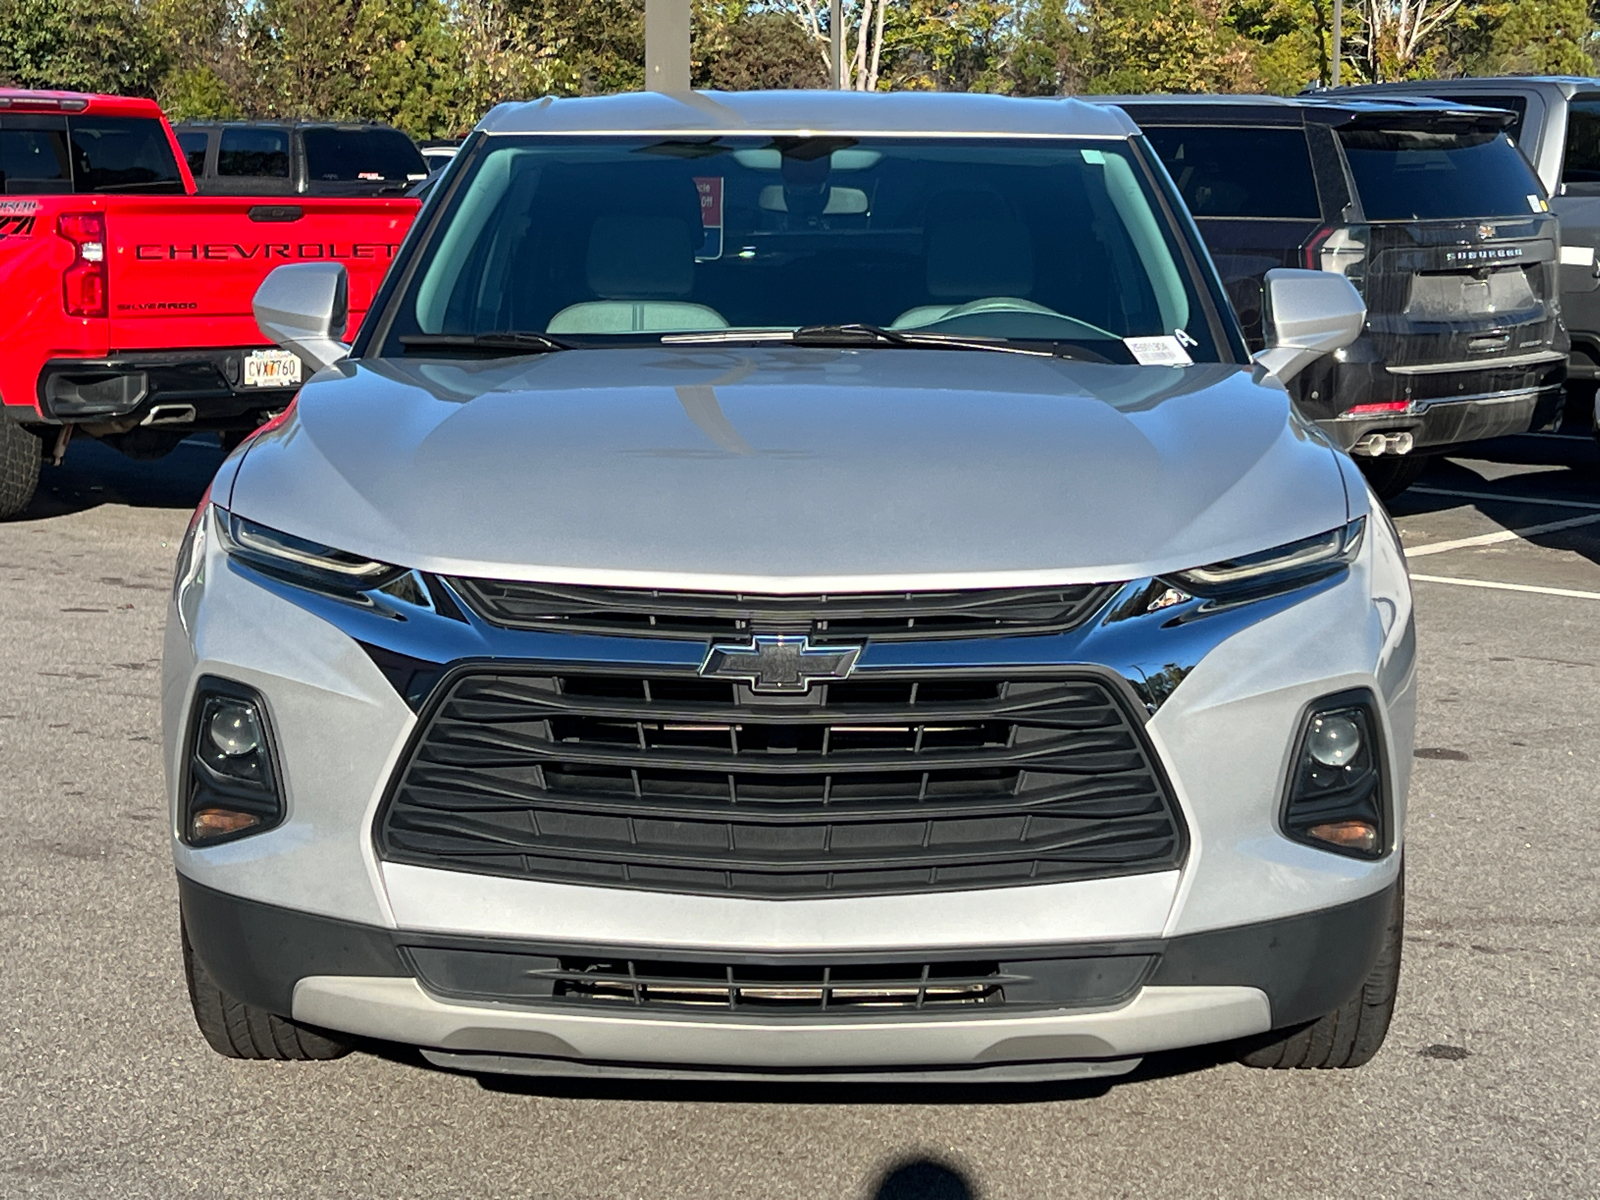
0,90,419,517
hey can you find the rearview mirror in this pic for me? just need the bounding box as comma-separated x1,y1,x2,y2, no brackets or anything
1252,268,1366,386
253,263,351,374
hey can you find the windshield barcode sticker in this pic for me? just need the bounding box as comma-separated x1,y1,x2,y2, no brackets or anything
1125,336,1193,367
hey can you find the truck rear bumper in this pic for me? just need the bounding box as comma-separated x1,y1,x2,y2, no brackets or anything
35,350,300,429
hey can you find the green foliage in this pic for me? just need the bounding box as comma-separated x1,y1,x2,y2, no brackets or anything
882,0,1014,92
1079,0,1256,93
1484,0,1591,74
0,0,166,95
696,8,828,89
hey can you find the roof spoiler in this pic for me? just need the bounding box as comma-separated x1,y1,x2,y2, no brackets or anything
1334,106,1516,133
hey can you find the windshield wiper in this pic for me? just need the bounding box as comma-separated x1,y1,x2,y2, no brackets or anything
398,332,575,356
789,323,1053,357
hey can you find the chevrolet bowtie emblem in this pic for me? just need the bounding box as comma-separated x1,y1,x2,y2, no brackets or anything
700,635,861,693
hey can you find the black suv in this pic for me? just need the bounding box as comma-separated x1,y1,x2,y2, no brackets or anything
173,120,427,198
1107,95,1566,497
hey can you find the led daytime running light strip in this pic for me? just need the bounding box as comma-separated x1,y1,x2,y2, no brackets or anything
223,511,396,580
1174,518,1365,589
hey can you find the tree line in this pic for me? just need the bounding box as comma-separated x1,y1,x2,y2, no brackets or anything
0,0,1592,139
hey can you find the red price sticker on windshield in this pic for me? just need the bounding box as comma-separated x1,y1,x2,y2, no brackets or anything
694,176,723,260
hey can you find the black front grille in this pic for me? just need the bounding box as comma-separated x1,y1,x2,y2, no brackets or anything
402,944,1157,1015
445,579,1118,642
378,667,1185,898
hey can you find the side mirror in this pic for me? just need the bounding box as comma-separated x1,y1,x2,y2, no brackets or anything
1252,268,1366,386
253,263,351,373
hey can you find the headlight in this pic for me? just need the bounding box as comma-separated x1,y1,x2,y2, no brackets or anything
217,509,402,595
1167,518,1365,602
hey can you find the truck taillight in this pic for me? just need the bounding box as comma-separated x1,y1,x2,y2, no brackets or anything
59,212,108,318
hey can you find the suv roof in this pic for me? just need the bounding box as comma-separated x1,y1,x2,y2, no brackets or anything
1102,93,1517,129
480,90,1140,139
0,89,165,118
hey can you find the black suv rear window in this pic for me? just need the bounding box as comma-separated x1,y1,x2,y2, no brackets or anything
218,127,290,178
1339,127,1540,220
302,127,425,182
68,117,185,193
177,131,209,177
1141,126,1320,219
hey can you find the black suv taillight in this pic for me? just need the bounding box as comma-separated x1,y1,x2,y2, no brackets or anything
183,677,284,845
1282,691,1388,859
1302,224,1369,294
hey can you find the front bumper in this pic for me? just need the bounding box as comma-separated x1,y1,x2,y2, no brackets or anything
37,350,301,430
165,498,1417,1074
180,874,1396,1079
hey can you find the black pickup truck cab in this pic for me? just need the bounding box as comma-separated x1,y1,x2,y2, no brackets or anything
173,120,428,198
1108,95,1565,498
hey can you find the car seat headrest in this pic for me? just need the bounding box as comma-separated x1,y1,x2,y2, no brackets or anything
587,215,694,300
924,217,1035,300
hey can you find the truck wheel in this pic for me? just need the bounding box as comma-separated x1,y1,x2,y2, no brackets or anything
1357,453,1430,502
181,917,352,1061
0,421,42,519
1238,864,1403,1070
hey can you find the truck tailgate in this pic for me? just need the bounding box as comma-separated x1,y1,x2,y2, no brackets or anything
0,198,109,396
105,198,417,351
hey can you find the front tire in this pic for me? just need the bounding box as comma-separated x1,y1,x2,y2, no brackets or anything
1239,865,1403,1070
0,421,42,519
181,917,352,1061
1357,453,1430,502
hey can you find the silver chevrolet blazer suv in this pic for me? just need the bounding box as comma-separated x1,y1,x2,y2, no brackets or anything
164,91,1416,1083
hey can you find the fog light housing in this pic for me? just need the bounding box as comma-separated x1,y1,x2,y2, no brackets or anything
1282,692,1387,859
183,678,283,846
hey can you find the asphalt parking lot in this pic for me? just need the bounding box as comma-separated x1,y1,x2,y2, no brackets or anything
1,432,1596,1199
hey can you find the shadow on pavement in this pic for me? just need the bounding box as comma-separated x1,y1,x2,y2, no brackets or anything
870,1158,978,1199
17,433,225,521
1377,432,1600,572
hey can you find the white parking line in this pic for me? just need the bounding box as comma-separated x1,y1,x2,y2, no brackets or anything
1404,511,1600,558
1410,574,1600,601
1410,486,1600,511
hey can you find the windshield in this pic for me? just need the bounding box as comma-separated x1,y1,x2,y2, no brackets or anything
381,136,1227,364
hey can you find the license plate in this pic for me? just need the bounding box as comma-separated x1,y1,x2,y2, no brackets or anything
243,349,302,388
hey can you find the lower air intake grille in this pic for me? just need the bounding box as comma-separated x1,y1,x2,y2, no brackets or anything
377,667,1186,898
402,945,1158,1015
444,579,1118,642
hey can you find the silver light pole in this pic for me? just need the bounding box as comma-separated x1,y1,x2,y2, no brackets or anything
1330,0,1342,88
645,0,691,93
831,0,844,90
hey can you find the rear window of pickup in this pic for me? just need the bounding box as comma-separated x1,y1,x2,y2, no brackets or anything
0,115,184,195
